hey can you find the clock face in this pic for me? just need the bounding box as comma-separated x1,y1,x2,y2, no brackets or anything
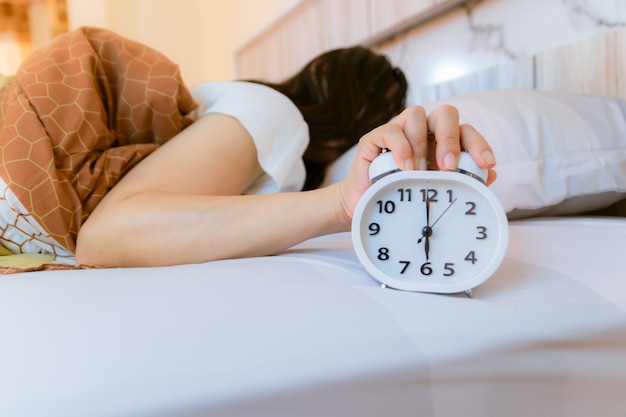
352,170,508,293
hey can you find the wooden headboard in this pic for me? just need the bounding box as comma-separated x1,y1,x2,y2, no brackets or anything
417,29,626,104
235,0,626,104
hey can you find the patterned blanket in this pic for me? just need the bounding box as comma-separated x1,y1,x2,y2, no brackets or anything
0,27,197,266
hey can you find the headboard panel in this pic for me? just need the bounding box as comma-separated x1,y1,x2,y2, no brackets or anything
409,57,535,104
235,0,466,83
535,29,626,98
415,27,626,104
236,0,626,103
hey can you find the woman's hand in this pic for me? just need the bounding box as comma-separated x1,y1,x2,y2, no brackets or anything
337,104,497,224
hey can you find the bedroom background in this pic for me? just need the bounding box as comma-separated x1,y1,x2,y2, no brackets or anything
2,0,624,91
2,1,626,416
0,0,296,85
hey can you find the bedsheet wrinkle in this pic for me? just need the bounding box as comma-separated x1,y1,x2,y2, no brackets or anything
1,218,625,416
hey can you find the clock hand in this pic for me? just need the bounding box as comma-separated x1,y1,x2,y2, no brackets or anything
424,194,431,260
431,198,458,229
417,226,432,258
426,193,430,226
418,197,456,260
417,190,433,260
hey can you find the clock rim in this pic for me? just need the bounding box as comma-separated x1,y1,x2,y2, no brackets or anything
351,170,509,294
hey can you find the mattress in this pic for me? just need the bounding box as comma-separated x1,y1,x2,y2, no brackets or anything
1,217,625,417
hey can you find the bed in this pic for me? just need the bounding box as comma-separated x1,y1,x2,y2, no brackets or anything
2,1,626,416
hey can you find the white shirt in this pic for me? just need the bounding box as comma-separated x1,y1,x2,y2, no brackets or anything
189,81,309,194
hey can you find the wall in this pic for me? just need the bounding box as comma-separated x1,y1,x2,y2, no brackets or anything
0,0,68,75
378,0,626,104
235,0,465,82
66,0,297,86
235,0,626,104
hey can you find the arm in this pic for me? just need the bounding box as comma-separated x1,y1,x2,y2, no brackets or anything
75,105,495,268
75,113,347,267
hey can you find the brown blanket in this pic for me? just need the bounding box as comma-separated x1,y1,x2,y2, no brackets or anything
0,27,197,256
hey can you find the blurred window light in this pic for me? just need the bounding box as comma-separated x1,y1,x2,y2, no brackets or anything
429,59,470,85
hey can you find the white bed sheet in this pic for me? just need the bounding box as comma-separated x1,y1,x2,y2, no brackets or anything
1,217,625,417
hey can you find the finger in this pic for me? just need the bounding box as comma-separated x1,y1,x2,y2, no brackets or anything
427,105,462,171
486,168,497,186
357,123,414,170
392,106,429,170
459,124,496,169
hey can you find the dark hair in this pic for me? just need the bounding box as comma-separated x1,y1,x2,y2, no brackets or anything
251,46,408,190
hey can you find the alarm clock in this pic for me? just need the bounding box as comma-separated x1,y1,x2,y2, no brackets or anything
351,151,508,294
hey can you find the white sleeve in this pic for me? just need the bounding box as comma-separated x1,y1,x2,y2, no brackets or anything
189,81,309,194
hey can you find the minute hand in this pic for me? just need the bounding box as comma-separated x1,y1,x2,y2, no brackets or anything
431,198,458,228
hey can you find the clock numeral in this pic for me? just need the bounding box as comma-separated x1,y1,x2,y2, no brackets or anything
403,261,461,277
465,251,478,264
376,200,396,214
476,226,487,239
397,188,412,202
465,201,477,215
443,263,455,277
419,188,438,203
447,189,454,203
377,247,390,261
420,262,433,276
368,222,380,236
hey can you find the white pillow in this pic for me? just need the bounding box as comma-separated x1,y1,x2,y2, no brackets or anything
322,90,626,219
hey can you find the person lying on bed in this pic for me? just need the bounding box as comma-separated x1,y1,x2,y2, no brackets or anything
75,54,496,267
0,28,496,268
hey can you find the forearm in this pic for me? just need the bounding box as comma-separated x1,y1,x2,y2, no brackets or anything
75,183,350,267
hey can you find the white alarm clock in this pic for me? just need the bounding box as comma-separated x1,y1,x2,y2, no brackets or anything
351,151,508,294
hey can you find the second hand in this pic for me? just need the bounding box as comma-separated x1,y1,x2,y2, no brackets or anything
431,198,457,228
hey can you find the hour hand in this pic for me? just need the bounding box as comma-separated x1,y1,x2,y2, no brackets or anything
417,194,432,260
421,225,432,260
